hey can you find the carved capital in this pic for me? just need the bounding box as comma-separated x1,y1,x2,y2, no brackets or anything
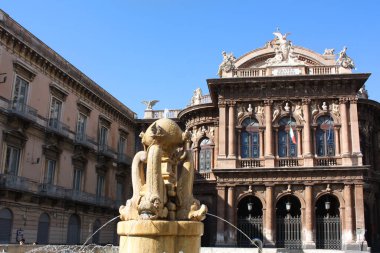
349,97,358,104
227,100,236,107
302,98,311,105
218,99,226,107
339,97,349,104
264,99,273,106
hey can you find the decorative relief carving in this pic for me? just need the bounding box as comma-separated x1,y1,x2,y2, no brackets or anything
217,51,236,78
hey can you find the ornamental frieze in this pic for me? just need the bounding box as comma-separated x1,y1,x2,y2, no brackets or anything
215,168,365,185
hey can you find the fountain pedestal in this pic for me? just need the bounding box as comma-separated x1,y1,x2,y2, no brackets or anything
118,220,203,253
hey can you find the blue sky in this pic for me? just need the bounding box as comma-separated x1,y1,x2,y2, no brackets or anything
1,1,379,118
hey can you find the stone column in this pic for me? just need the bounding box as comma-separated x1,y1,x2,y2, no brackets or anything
297,127,302,158
340,98,350,156
343,184,354,248
218,102,227,159
214,122,219,167
227,186,236,245
216,186,226,245
334,126,341,155
304,185,315,248
264,185,275,247
264,100,274,167
228,101,236,159
354,184,366,245
302,99,313,166
349,98,362,165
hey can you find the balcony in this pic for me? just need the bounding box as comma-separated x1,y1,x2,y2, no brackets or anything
46,118,70,137
277,158,303,167
7,100,38,122
117,153,132,166
240,159,264,168
315,157,341,166
75,133,97,150
98,144,116,158
232,65,340,78
0,173,40,192
195,171,215,181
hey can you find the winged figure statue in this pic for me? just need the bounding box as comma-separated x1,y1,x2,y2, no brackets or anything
142,100,159,110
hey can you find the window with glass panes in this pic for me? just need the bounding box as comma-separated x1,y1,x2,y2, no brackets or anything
199,138,213,172
4,145,21,175
240,118,260,158
45,159,56,184
316,116,335,156
278,117,297,157
12,76,29,112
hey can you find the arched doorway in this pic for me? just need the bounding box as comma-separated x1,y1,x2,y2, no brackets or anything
315,194,341,249
276,195,302,249
67,214,81,245
37,213,50,244
92,219,101,244
0,208,13,243
237,195,263,247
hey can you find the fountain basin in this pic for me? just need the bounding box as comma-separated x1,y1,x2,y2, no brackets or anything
117,220,203,253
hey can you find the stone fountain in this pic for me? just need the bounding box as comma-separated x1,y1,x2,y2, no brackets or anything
118,118,207,253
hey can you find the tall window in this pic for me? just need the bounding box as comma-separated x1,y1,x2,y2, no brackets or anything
76,113,87,141
278,117,297,157
45,159,56,185
96,174,105,197
36,213,50,244
316,116,335,156
49,97,62,128
99,126,108,148
12,76,29,112
199,138,213,172
0,208,13,243
4,145,21,175
118,136,126,155
73,169,82,191
240,118,260,158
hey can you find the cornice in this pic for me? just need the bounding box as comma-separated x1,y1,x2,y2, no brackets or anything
0,10,137,127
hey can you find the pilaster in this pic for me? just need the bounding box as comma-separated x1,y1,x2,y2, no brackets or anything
264,185,275,247
349,98,362,165
303,185,316,248
226,186,236,245
216,186,226,245
227,101,236,159
218,102,227,159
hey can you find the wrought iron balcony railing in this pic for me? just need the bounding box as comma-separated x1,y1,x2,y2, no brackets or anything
8,100,38,122
75,133,97,149
0,173,40,192
0,174,116,208
47,118,70,137
98,144,116,158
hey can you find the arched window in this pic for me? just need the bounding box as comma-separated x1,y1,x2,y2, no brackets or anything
316,116,335,157
278,117,297,157
67,214,81,245
92,219,101,244
37,213,50,244
0,208,12,243
240,118,260,158
199,138,213,172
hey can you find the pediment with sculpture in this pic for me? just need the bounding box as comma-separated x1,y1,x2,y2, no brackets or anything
217,30,355,78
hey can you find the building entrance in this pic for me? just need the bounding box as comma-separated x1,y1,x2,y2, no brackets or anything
237,195,263,247
316,194,341,249
276,195,302,249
